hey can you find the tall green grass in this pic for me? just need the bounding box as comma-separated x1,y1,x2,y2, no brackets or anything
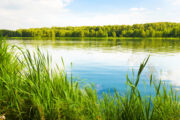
0,38,179,120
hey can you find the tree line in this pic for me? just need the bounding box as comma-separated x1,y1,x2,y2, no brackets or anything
1,22,180,38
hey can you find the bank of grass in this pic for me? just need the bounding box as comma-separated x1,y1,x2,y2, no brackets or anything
0,37,180,120
7,36,180,41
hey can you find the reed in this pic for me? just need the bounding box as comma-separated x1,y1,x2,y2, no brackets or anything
0,38,179,120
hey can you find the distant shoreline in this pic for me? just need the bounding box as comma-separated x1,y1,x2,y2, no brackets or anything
1,23,180,38
6,37,180,40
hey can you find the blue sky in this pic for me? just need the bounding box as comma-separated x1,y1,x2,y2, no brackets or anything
0,0,180,29
68,0,163,13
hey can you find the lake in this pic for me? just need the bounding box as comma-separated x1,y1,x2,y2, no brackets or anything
8,38,180,95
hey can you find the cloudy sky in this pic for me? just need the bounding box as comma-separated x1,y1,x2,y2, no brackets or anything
0,0,180,29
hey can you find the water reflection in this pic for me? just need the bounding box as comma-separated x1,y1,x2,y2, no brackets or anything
8,38,180,94
9,38,180,53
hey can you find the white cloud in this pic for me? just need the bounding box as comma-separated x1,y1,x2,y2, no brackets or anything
0,0,72,29
156,8,161,10
0,4,152,29
168,0,180,5
64,11,150,26
130,8,146,12
0,0,180,29
66,7,179,27
160,69,180,87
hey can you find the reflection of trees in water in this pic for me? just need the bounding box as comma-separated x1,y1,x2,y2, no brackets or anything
119,39,180,53
12,38,180,53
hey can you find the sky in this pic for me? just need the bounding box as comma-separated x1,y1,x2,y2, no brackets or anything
0,0,180,29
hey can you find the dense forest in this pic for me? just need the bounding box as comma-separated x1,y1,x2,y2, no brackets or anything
1,22,180,38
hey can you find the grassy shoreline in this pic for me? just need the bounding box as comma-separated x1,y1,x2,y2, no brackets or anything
0,38,180,120
6,37,180,40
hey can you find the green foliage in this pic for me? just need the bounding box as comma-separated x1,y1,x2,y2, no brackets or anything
1,22,180,38
0,38,180,120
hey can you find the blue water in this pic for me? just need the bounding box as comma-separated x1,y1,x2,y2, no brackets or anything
8,38,180,96
68,64,165,96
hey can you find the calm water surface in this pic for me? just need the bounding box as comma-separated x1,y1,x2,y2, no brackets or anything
8,38,180,95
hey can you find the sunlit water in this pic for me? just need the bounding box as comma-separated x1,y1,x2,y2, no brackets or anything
8,38,180,95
